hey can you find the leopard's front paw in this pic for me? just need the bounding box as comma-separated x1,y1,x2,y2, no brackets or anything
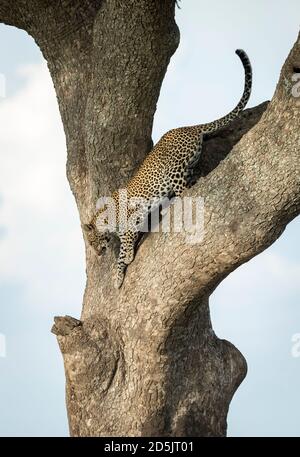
114,267,125,289
124,251,134,265
114,276,124,289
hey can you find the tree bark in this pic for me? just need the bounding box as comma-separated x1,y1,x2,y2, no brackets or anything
1,1,300,437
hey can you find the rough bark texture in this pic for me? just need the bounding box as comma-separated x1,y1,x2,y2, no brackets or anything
1,0,300,437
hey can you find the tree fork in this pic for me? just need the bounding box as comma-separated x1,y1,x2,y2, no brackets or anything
1,0,300,437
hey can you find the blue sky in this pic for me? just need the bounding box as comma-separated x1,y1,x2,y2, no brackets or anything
0,0,300,437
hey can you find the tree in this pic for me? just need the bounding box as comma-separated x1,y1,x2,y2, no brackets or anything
1,0,299,437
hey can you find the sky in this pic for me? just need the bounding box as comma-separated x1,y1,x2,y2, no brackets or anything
0,0,300,437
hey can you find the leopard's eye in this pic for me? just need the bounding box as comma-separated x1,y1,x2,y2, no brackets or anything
83,223,94,232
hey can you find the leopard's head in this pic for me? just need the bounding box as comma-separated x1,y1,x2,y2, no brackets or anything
83,223,110,256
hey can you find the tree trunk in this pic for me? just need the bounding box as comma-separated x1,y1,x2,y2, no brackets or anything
1,1,300,437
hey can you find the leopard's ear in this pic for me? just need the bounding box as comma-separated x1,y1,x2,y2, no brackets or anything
83,223,94,232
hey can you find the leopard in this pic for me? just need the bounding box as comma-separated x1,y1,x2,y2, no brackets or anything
83,49,252,289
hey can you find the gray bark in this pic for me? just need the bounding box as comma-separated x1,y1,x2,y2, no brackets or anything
1,0,299,437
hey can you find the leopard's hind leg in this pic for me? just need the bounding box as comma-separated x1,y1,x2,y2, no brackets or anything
184,135,203,188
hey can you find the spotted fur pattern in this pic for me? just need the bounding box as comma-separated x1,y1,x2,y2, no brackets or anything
84,49,252,288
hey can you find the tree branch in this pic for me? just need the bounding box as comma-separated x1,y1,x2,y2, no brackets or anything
114,33,300,322
3,0,298,438
0,1,102,34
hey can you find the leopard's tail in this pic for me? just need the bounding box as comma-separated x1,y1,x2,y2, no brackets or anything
199,49,252,134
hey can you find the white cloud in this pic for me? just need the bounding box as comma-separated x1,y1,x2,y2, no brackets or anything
210,234,300,437
211,246,300,341
1,14,300,436
0,63,85,313
213,250,300,306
